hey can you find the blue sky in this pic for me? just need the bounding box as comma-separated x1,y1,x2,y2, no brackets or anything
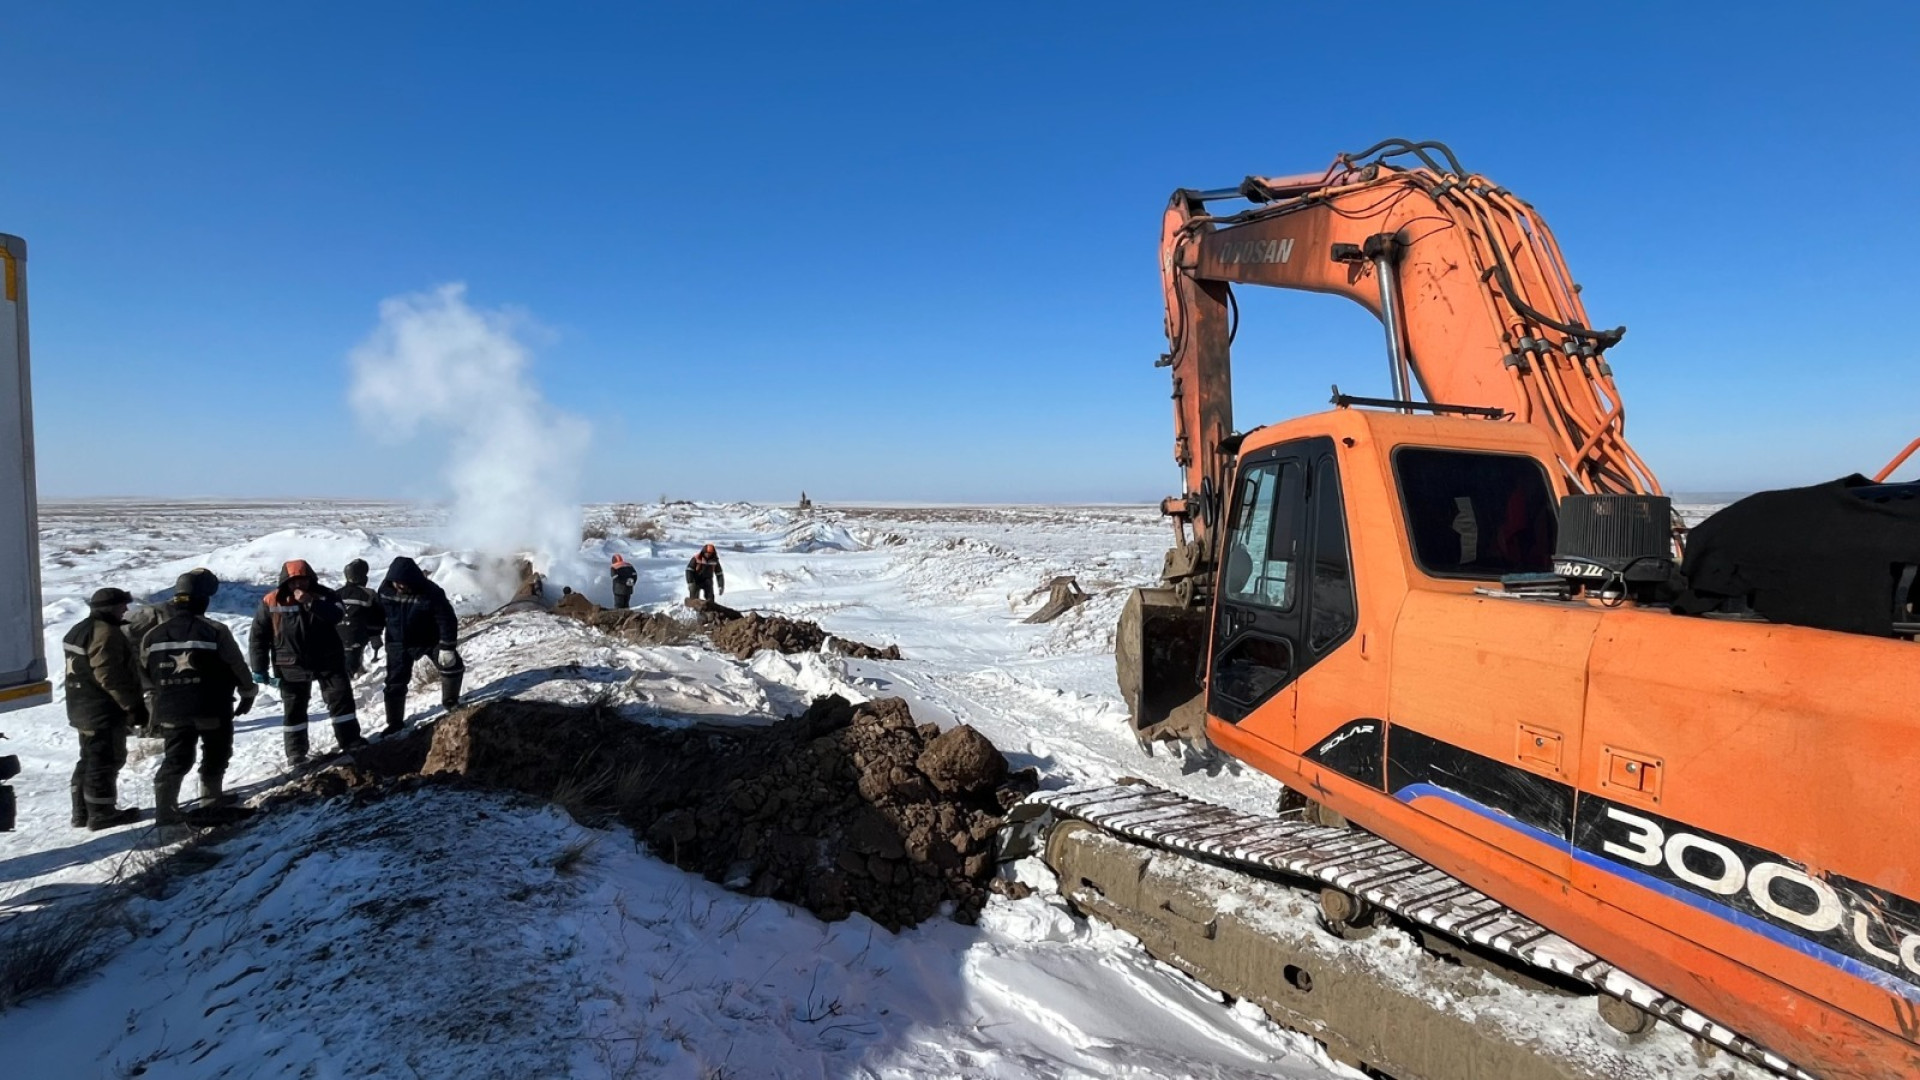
5,2,1917,501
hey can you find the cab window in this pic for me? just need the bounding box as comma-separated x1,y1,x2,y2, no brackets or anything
1394,448,1557,579
1223,459,1304,609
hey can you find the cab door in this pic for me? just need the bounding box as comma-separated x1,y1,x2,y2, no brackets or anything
1209,437,1352,749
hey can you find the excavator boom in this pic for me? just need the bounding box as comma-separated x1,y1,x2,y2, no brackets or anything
1159,139,1657,561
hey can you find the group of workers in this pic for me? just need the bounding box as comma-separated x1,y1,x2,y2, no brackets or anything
607,544,725,609
62,543,730,832
62,555,461,831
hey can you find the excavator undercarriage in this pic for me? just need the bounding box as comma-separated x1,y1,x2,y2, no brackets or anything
1007,783,1804,1080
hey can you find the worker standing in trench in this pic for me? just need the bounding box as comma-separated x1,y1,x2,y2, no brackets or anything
610,553,638,609
377,556,462,733
686,544,725,604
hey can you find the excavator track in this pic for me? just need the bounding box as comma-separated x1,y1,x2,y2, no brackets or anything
1024,782,1817,1080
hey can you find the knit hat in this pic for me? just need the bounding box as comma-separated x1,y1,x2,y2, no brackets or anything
88,587,133,610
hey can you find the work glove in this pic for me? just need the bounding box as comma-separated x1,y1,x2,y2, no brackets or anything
252,672,279,688
435,646,460,670
235,695,256,718
718,583,725,596
128,701,150,736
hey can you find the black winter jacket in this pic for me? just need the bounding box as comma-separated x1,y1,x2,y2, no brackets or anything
685,552,724,588
143,607,253,729
378,557,459,649
336,582,383,646
250,582,348,679
63,615,143,730
611,564,638,597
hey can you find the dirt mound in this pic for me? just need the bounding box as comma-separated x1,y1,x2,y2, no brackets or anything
708,611,902,661
421,694,1033,928
552,590,597,619
585,608,694,646
708,612,825,659
918,724,1008,794
831,638,903,661
547,593,900,661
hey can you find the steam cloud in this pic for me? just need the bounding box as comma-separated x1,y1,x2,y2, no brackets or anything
349,284,591,593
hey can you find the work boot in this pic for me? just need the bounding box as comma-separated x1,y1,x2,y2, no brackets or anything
383,689,407,734
283,723,310,767
154,775,185,826
333,719,368,752
71,784,89,829
199,773,236,808
440,672,463,712
87,804,141,831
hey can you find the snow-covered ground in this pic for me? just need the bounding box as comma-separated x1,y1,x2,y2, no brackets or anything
1,499,1366,1079
0,497,1736,1078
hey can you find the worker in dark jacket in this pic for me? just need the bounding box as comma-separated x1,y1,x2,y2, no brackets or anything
124,598,175,734
686,544,725,603
336,558,384,676
143,569,255,826
63,587,146,830
610,553,638,609
251,559,366,765
377,556,461,733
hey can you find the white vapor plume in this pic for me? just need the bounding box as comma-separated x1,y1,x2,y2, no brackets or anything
349,284,592,597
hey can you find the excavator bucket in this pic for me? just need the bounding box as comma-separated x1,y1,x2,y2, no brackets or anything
1023,576,1090,624
1115,586,1210,748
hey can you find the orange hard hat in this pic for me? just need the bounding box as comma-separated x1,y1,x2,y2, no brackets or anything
702,543,716,555
281,559,316,582
611,554,627,567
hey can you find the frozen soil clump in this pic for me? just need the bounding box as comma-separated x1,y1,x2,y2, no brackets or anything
585,607,695,646
553,593,901,660
421,694,1034,928
707,611,902,661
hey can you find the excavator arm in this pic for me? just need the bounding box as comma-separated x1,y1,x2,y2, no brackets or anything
1158,139,1661,564
1127,139,1664,744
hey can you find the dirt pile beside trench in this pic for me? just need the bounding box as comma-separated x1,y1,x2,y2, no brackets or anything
421,694,1033,928
551,593,902,661
707,612,902,661
585,608,695,646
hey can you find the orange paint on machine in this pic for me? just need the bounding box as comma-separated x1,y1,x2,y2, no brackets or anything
1118,141,1920,1080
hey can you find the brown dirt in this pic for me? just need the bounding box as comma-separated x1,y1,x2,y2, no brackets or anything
418,694,1034,928
584,608,695,646
708,612,902,661
551,592,901,661
918,724,1008,795
707,612,822,659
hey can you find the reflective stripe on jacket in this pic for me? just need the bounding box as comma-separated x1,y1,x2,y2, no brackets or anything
249,583,347,678
63,616,141,730
143,611,251,728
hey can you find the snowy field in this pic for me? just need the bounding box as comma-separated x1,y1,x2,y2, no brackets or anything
0,498,1734,1078
0,499,1361,1080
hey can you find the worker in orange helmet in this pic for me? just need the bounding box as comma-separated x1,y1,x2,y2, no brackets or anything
609,553,638,609
685,544,725,604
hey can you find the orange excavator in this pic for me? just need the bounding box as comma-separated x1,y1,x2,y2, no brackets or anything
1048,141,1920,1080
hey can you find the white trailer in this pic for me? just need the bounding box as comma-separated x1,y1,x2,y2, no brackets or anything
0,232,48,715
